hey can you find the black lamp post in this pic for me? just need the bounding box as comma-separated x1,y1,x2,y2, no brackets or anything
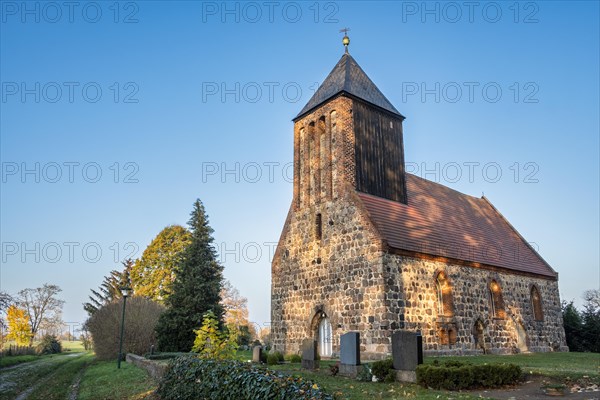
117,287,131,369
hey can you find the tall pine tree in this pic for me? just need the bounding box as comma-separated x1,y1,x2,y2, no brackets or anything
83,259,133,316
156,199,224,351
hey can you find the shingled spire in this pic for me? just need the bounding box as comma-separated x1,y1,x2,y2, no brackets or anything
294,53,403,121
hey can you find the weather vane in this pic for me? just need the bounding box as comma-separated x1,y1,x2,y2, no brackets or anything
340,27,350,53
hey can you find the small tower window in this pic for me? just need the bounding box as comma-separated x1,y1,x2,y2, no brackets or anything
531,285,544,321
315,213,322,241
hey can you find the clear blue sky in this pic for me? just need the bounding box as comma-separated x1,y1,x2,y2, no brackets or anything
1,1,598,333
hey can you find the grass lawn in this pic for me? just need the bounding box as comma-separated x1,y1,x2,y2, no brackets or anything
264,352,600,399
0,354,40,368
268,361,484,400
0,340,85,368
27,352,93,400
427,352,600,383
1,341,156,400
235,349,253,361
62,340,86,352
78,359,157,400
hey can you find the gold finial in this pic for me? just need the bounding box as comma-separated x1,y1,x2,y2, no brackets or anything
340,28,350,53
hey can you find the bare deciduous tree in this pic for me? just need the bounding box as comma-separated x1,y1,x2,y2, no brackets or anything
17,284,64,344
220,280,249,327
0,291,14,332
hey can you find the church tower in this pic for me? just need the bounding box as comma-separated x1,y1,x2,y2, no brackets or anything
292,41,407,209
271,36,407,358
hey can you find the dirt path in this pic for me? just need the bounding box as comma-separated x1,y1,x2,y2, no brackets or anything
0,352,84,400
67,367,86,400
469,376,600,400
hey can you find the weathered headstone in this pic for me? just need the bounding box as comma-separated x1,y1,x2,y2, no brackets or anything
301,339,318,370
339,332,360,377
252,345,262,363
391,331,423,382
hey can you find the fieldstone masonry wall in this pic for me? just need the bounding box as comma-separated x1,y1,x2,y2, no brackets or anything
273,97,391,358
382,255,567,355
271,94,567,359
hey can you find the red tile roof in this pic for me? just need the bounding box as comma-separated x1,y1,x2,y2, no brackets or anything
357,174,557,278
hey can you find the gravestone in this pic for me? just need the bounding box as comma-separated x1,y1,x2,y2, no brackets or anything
339,332,360,377
391,331,423,382
301,339,318,370
252,345,262,363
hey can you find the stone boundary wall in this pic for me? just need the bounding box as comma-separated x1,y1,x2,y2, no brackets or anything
126,353,168,381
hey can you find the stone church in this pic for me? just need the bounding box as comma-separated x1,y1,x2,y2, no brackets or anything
271,39,568,359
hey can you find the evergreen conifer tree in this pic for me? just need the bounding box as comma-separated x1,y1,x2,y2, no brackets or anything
156,199,224,351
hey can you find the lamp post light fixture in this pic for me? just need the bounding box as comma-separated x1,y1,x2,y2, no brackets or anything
117,287,132,369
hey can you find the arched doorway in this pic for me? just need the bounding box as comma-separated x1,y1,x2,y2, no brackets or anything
318,317,332,358
515,319,529,352
473,318,486,353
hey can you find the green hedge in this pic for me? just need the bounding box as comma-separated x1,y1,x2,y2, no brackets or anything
145,352,189,360
285,354,301,363
158,355,334,400
266,352,280,365
416,361,522,390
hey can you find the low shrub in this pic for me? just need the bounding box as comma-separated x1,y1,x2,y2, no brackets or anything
285,353,302,363
36,335,61,355
1,345,36,357
371,358,395,383
417,361,522,390
192,311,237,360
87,296,165,360
356,364,373,382
266,352,280,365
158,355,334,400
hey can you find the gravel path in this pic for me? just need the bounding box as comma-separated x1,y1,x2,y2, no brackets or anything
0,352,84,400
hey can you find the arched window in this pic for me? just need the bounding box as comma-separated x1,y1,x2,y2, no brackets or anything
488,280,506,319
531,285,544,321
435,271,454,317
